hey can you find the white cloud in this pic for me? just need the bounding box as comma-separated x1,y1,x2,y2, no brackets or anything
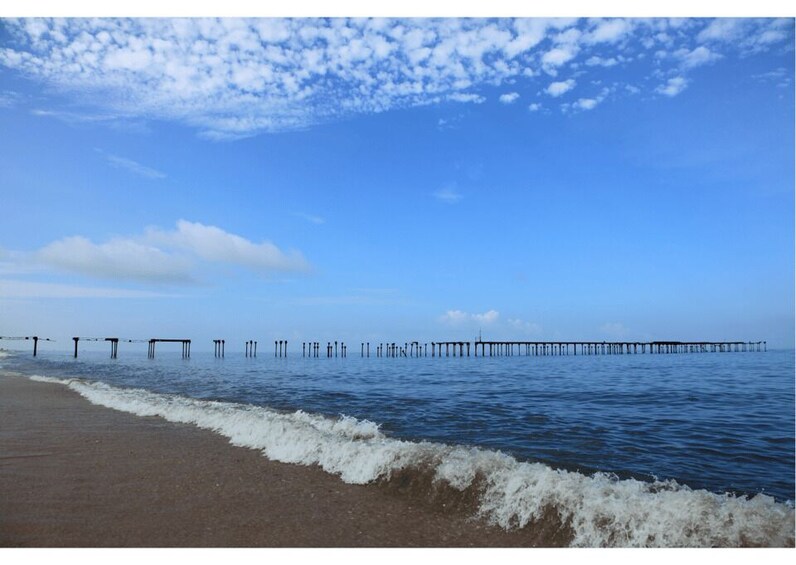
677,46,722,69
584,19,633,44
0,18,790,138
567,85,611,112
433,186,462,203
541,45,578,68
528,103,542,112
697,18,745,43
0,90,23,108
696,18,792,55
146,220,310,273
499,92,520,104
37,236,193,284
546,78,576,97
447,92,486,104
31,220,309,284
440,309,499,326
472,310,500,324
295,212,325,225
98,150,166,179
574,98,599,110
585,56,618,67
508,318,543,335
30,108,149,133
657,76,688,97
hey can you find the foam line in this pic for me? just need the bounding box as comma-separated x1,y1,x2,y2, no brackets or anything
29,375,795,547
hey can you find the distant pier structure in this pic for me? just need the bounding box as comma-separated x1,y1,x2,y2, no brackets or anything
147,339,191,359
0,336,54,356
350,340,766,358
301,341,347,357
71,337,150,358
442,340,766,357
4,334,768,360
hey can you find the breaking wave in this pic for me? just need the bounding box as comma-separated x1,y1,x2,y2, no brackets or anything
29,374,795,547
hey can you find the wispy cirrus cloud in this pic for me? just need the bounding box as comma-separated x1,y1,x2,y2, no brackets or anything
433,185,463,203
0,18,791,138
0,90,23,108
95,149,166,179
294,212,325,225
30,108,150,133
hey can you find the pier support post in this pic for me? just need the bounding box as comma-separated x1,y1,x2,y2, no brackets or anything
73,337,79,358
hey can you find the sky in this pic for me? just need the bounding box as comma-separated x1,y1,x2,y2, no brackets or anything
0,11,794,352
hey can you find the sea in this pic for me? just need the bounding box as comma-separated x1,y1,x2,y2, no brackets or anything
1,346,794,547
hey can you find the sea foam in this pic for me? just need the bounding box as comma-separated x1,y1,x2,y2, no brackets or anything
28,374,795,547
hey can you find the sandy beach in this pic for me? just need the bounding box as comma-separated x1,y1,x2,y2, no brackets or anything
0,372,550,547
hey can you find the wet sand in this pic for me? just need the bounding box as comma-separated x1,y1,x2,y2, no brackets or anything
0,372,545,547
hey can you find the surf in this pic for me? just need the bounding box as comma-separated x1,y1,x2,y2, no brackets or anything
28,374,795,547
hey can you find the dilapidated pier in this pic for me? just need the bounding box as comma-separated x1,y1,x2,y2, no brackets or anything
3,334,768,359
71,337,150,358
0,336,54,357
148,339,191,359
300,341,347,357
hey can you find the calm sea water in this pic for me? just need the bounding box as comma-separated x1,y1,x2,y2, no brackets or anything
4,347,793,503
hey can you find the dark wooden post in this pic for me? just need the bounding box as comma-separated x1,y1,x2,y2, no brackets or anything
73,337,79,358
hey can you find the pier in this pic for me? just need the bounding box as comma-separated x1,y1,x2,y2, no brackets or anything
71,337,150,358
301,341,347,357
4,335,767,360
354,340,766,357
0,336,54,356
147,339,191,359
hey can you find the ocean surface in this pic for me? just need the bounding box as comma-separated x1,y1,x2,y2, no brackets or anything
2,346,794,547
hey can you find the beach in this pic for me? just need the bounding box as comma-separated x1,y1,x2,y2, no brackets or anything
0,371,552,547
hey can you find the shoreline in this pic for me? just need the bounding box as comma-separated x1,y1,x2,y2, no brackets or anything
0,371,543,547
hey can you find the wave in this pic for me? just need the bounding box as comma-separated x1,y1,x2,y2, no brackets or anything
29,374,795,547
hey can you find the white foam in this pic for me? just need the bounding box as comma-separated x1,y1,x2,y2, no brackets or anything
29,374,795,547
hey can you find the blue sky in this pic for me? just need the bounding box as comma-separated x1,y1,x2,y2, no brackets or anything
0,15,794,351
